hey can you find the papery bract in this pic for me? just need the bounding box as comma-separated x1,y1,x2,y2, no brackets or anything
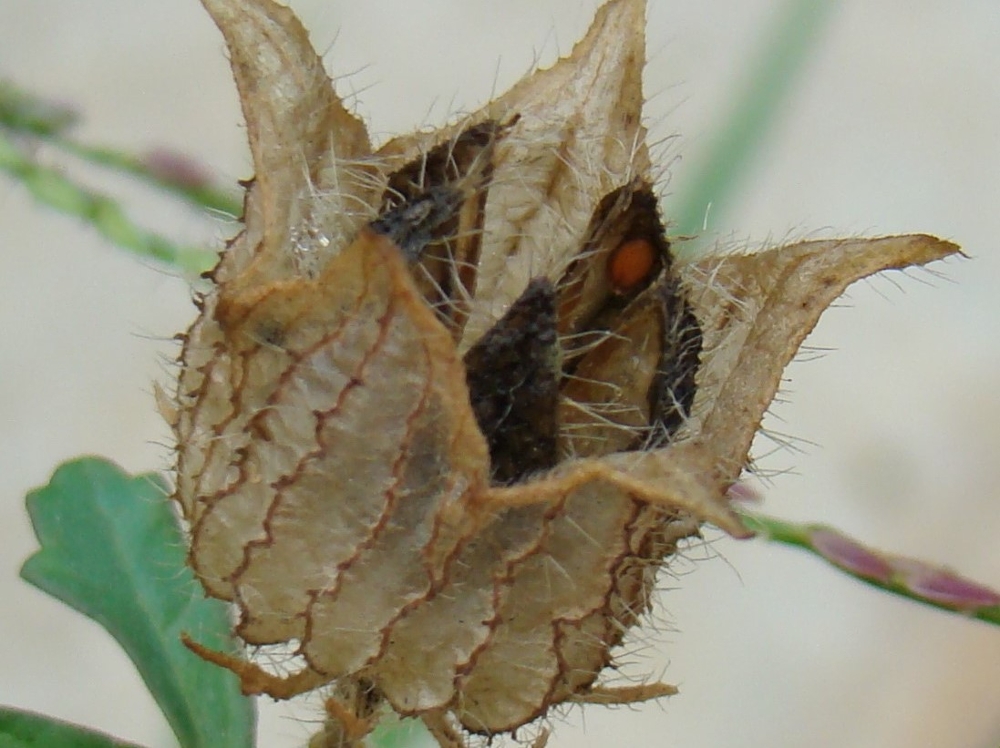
172,0,959,744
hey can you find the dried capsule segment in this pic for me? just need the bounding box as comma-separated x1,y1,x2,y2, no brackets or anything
234,287,449,645
680,234,960,478
554,180,694,459
300,394,459,676
447,0,650,351
454,484,637,733
559,273,702,459
174,307,244,525
549,498,704,708
463,278,561,484
381,123,499,329
451,448,724,736
556,182,669,340
199,0,377,290
647,278,703,445
187,232,391,601
186,228,490,634
373,503,551,715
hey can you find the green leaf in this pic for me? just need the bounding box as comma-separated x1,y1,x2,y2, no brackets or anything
0,706,147,748
20,457,255,748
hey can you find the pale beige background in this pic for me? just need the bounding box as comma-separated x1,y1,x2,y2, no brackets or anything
2,2,1000,747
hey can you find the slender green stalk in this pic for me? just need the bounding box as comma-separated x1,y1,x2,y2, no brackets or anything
52,137,242,219
669,0,838,244
0,130,216,274
743,511,1000,626
1,81,241,218
0,80,78,135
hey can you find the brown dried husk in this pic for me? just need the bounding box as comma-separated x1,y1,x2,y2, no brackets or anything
173,0,960,743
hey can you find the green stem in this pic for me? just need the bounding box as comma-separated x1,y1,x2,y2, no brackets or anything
744,511,1000,626
0,130,216,274
1,81,240,220
56,137,241,218
669,0,838,244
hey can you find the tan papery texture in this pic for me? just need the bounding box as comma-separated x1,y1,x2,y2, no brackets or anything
174,0,960,744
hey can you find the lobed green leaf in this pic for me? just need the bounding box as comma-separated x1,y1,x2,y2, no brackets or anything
20,457,255,748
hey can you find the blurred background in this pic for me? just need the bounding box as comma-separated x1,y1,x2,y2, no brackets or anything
2,1,999,746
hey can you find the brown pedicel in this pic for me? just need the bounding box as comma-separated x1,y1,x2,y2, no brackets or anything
171,0,960,745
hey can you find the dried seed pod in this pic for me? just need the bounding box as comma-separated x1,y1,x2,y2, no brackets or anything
174,0,960,744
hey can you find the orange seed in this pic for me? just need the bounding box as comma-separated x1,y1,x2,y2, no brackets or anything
608,237,656,292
